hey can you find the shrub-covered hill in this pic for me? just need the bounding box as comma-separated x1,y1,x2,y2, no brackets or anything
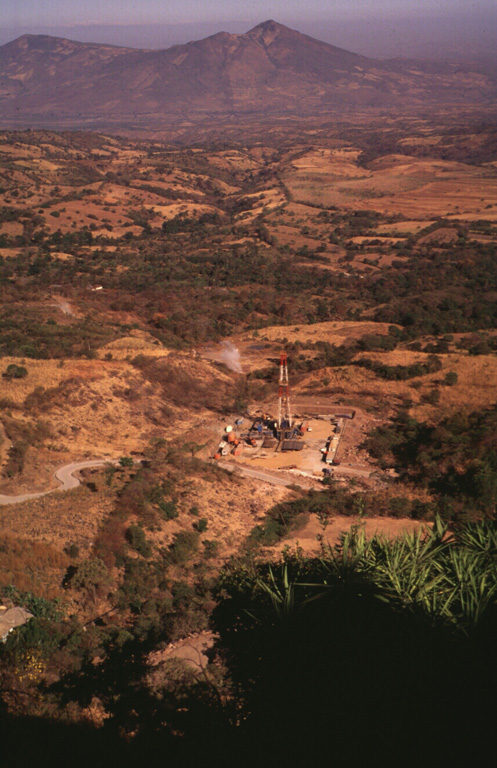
0,349,236,490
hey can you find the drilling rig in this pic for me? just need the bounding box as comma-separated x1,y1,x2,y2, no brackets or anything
277,352,293,438
246,353,304,451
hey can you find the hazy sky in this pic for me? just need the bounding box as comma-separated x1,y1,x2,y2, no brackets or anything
3,0,497,58
4,0,494,25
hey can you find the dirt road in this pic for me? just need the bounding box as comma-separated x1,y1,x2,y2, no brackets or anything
217,459,371,487
0,459,119,506
217,460,318,489
0,454,372,507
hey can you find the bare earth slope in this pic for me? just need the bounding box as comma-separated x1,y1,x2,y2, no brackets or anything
0,20,495,129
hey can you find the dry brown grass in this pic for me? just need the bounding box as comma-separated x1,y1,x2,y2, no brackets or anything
0,357,164,459
235,187,287,221
0,357,89,405
0,248,22,258
207,150,261,173
0,534,70,598
0,485,113,551
98,332,170,359
145,472,292,558
0,350,234,486
0,222,23,236
349,235,404,245
238,320,394,346
412,353,497,420
144,202,219,221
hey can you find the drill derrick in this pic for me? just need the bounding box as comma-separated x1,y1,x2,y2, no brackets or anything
278,352,292,429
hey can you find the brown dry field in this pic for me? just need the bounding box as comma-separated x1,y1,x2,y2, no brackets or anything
238,319,394,346
349,235,404,245
0,248,22,258
0,446,426,601
292,351,497,422
147,474,291,555
3,131,496,258
235,187,287,220
0,137,235,238
97,333,171,359
282,149,497,220
0,222,23,237
0,462,292,568
145,201,218,222
36,194,221,238
376,220,436,234
206,149,261,173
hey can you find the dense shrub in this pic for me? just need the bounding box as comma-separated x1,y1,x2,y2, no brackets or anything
2,363,28,379
125,525,152,557
166,530,199,565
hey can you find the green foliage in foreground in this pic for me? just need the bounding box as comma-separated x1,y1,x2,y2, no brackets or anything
220,517,497,635
209,518,497,761
2,519,497,765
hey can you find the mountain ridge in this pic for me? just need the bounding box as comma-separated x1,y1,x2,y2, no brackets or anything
0,20,495,129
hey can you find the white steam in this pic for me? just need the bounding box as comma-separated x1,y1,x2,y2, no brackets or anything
219,341,243,373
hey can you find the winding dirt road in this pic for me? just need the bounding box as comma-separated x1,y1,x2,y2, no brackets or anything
0,459,119,506
0,456,371,506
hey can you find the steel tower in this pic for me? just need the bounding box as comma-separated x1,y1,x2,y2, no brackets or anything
278,352,292,429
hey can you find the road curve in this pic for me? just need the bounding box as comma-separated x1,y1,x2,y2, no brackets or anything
0,459,119,506
0,458,372,507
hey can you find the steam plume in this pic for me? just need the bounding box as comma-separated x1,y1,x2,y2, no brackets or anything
219,341,243,373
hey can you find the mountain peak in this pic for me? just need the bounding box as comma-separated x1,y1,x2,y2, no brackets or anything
247,19,295,44
249,19,282,30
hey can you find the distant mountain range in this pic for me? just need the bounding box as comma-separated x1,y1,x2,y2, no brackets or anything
0,20,495,129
